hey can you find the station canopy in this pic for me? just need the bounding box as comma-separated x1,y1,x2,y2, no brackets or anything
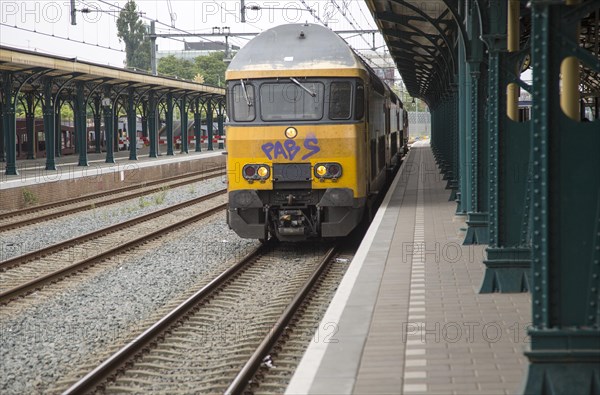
0,46,225,97
366,0,462,106
365,0,599,107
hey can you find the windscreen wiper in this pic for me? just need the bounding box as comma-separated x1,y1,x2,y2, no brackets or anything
290,77,316,97
240,79,253,106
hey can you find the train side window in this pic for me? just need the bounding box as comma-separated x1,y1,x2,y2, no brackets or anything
355,82,365,120
231,83,255,122
329,81,352,120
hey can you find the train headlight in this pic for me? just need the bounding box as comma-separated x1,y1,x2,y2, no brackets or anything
314,163,343,179
284,127,298,139
316,165,328,177
243,164,270,181
257,166,269,178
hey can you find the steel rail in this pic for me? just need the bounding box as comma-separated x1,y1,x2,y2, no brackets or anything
61,242,271,395
0,202,227,303
225,244,338,395
0,167,225,232
0,189,226,272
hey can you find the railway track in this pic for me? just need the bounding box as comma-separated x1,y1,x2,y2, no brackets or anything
61,242,344,394
0,167,225,232
0,190,227,303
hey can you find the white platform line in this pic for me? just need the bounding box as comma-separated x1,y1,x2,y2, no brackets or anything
285,150,415,395
403,149,427,394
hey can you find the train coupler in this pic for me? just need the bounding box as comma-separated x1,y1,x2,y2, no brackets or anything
277,209,306,236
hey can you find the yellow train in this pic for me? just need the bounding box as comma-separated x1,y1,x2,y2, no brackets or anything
225,23,408,241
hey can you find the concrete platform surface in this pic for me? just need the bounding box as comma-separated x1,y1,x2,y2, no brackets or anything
286,144,531,395
1,148,225,189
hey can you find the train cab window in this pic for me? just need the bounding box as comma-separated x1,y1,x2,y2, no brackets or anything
260,82,324,121
231,83,255,122
355,82,365,120
329,81,352,120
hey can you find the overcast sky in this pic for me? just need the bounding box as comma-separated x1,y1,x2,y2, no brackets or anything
0,0,390,69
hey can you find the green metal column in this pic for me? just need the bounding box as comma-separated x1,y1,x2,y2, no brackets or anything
128,88,137,161
457,40,468,214
103,87,115,164
25,94,35,160
0,106,4,162
93,98,101,154
166,92,174,156
439,98,449,176
217,101,225,149
194,98,202,152
447,88,459,202
429,105,436,157
436,101,448,172
75,81,88,167
180,95,188,154
140,100,147,140
42,78,56,171
480,0,531,293
113,106,119,153
54,102,62,158
464,0,489,245
207,99,214,151
523,0,600,392
141,114,148,139
148,91,157,158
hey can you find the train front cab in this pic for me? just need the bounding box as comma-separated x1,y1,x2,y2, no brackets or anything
226,76,370,241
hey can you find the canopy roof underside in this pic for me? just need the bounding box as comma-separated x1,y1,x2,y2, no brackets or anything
366,0,599,106
366,0,459,103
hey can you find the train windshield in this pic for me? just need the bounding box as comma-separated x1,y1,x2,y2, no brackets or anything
231,83,256,122
259,82,324,121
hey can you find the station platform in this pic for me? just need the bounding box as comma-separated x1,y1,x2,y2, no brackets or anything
286,144,532,395
1,147,225,187
0,148,225,211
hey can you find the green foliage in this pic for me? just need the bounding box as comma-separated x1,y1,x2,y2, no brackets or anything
138,196,151,208
158,55,197,80
116,0,151,71
194,52,227,87
22,188,38,206
154,186,169,205
157,52,227,87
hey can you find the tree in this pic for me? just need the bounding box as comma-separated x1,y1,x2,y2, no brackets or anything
157,55,197,80
195,52,227,87
157,52,228,87
116,1,151,71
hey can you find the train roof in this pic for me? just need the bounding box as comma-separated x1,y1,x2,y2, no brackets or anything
226,24,367,79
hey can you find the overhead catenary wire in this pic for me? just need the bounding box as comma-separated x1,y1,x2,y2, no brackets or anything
94,0,223,45
0,22,125,54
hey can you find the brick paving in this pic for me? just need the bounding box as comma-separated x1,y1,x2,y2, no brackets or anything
286,145,531,395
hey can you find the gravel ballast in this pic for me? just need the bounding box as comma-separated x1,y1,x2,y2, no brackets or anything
0,212,258,394
0,175,227,262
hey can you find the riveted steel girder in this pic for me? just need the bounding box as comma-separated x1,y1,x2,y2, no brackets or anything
479,0,532,294
523,1,600,392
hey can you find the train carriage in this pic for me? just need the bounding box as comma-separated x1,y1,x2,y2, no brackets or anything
226,23,407,241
